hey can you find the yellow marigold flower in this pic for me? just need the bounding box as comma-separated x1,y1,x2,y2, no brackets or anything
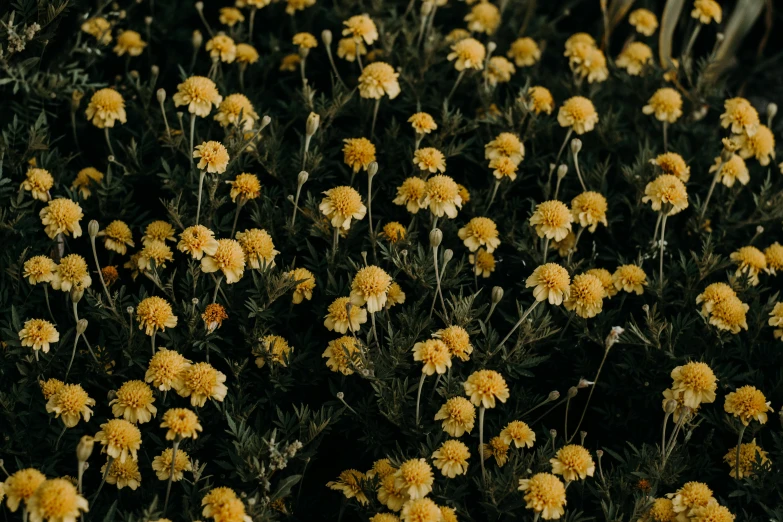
323,336,362,375
458,217,500,252
81,16,111,44
485,56,516,86
179,362,228,407
439,506,458,522
40,378,64,400
206,34,236,63
358,62,401,100
102,266,119,285
201,238,245,284
613,264,647,295
564,273,604,318
110,380,157,424
770,302,783,340
518,473,567,520
3,468,46,512
350,265,391,313
413,147,446,174
371,514,401,522
95,419,141,462
412,339,452,375
668,482,713,515
551,444,595,481
51,254,91,292
435,396,476,437
236,228,278,269
255,334,293,368
690,501,735,522
280,53,302,71
137,240,174,272
483,438,510,465
367,459,396,479
337,37,367,62
325,297,367,334
692,0,722,24
643,88,682,123
193,140,229,174
85,88,127,128
651,152,690,182
114,30,146,56
408,112,437,134
146,348,191,392
327,470,368,505
202,303,227,333
393,177,428,213
616,41,653,75
387,282,406,308
142,220,175,245
571,191,608,232
457,183,470,204
724,438,769,479
720,98,758,136
378,474,408,512
629,8,658,36
287,267,316,304
485,132,524,165
394,459,433,500
226,173,261,202
215,94,258,130
586,268,617,298
152,448,192,481
178,225,218,260
464,369,509,408
161,407,202,440
730,245,766,286
736,124,775,166
526,86,555,115
646,498,676,522
27,478,89,522
19,318,58,354
663,386,699,422
23,255,56,285
292,32,317,49
400,499,440,522
21,168,53,201
710,154,748,188
564,32,596,56
136,296,177,336
382,222,406,243
500,420,535,448
530,200,572,241
320,186,367,230
425,175,463,218
642,174,688,215
725,385,773,425
432,440,470,478
558,96,599,134
670,362,717,409
433,325,472,362
219,7,245,26
507,37,540,67
40,198,83,239
46,383,95,428
470,249,496,278
569,44,608,83
173,76,222,117
486,157,517,182
448,37,486,71
343,14,378,45
236,43,259,64
527,265,572,304
465,2,500,35
102,457,141,490
98,220,133,256
446,28,471,43
202,490,252,522
343,137,376,173
765,242,783,275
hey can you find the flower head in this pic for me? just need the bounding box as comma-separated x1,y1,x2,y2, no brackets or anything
692,0,722,24
651,152,690,182
569,44,608,83
448,38,486,71
152,447,192,481
110,380,157,424
558,96,599,134
526,86,555,115
518,473,567,520
46,384,95,428
401,499,440,522
766,243,783,275
146,348,191,392
23,256,57,285
178,225,218,260
86,88,127,128
736,124,776,165
564,273,604,318
500,420,536,448
343,138,376,173
643,88,683,123
343,14,378,45
136,296,177,335
137,240,174,272
337,37,367,62
102,458,141,490
292,32,317,49
27,478,89,522
564,33,596,55
94,419,142,462
432,440,470,478
616,42,653,75
320,186,367,230
114,30,146,56
378,473,408,512
433,325,472,362
173,76,222,117
19,319,59,354
219,7,245,26
613,265,647,295
206,34,236,63
193,141,229,174
526,263,571,305
161,407,203,440
51,254,91,292
507,37,540,67
413,147,446,173
670,362,717,409
40,378,64,400
236,43,259,64
393,177,428,213
81,16,111,44
530,200,573,241
629,8,658,35
470,249,496,278
40,198,83,239
642,174,688,214
287,267,316,304
550,445,595,481
434,396,476,437
22,168,53,201
458,217,500,252
485,132,524,165
464,369,509,408
730,245,766,286
382,222,407,243
646,498,675,522
724,385,773,425
178,362,228,407
409,112,437,134
215,94,258,130
720,98,758,136
485,56,516,85
668,482,713,515
359,62,401,99
323,336,362,375
255,335,293,368
412,339,452,375
3,468,46,512
394,459,433,499
236,228,278,269
201,239,245,283
100,220,134,255
327,470,368,504
571,191,608,232
350,265,392,313
325,297,367,334
586,268,617,298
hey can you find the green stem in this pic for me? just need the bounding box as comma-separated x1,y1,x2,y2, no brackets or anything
163,439,180,514
415,373,426,427
195,170,206,225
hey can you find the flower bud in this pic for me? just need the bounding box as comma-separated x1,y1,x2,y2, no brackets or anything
429,228,442,248
194,1,204,12
77,435,95,463
663,399,678,414
76,319,89,335
577,378,593,389
286,194,295,203
321,29,333,46
420,1,433,15
192,30,203,49
443,249,454,263
368,161,379,178
570,138,582,155
491,286,504,304
487,41,497,54
144,15,153,25
567,386,579,398
596,449,604,458
549,429,557,439
126,306,135,314
557,164,568,180
548,390,560,401
306,112,320,137
756,225,764,235
156,88,166,104
297,171,309,187
191,298,199,305
260,115,272,130
150,65,159,77
70,287,83,304
129,70,140,80
642,304,650,313
605,326,624,350
336,391,345,400
716,32,724,42
767,102,778,123
88,220,100,238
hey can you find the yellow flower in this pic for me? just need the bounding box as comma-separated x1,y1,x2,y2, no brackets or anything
287,267,316,304
413,147,446,174
457,183,470,204
564,33,596,56
137,240,174,272
142,220,175,245
435,396,476,436
325,297,367,334
292,32,317,49
201,239,245,283
433,325,472,362
219,7,245,26
178,225,219,260
643,88,682,123
178,362,228,407
720,98,758,136
464,369,509,408
382,222,407,243
46,384,95,428
530,200,572,241
670,362,717,409
146,348,191,392
394,459,433,499
736,124,776,166
465,2,500,35
439,506,458,522
558,96,599,134
770,302,783,340
458,217,500,252
765,242,783,275
94,419,142,462
206,34,236,63
377,474,408,512
645,498,676,522
327,470,368,505
518,473,567,520
642,174,688,215
668,482,713,515
236,43,259,64
710,154,748,188
489,156,518,181
173,76,222,117
201,488,252,522
152,447,192,481
470,249,496,278
102,266,119,286
236,228,278,269
110,380,157,424
485,56,516,86
485,132,524,165
19,319,58,354
393,177,428,214
350,265,391,313
51,254,91,292
724,385,773,425
586,268,617,298
692,0,722,24
85,88,126,128
616,42,653,75
371,514,401,522
448,38,486,71
215,94,258,131
507,37,540,67
193,141,229,174
161,407,202,440
571,191,608,232
358,62,401,100
343,137,376,173
323,336,362,375
629,8,658,35
27,478,89,522
483,436,509,465
136,296,178,335
432,440,470,478
98,222,134,258
23,255,56,285
564,273,604,318
550,444,595,481
40,198,83,238
730,245,766,286
81,16,112,44
201,303,228,333
337,37,367,62
280,53,302,71
408,112,437,134
651,152,690,182
400,499,440,522
526,86,555,115
102,457,141,490
425,175,463,218
3,468,46,512
412,339,452,375
21,168,53,201
690,501,735,522
320,186,367,230
724,438,769,479
500,420,535,448
613,265,647,295
446,28,470,43
569,44,608,83
343,14,378,45
367,459,396,480
114,30,146,56
254,335,293,368
39,378,64,400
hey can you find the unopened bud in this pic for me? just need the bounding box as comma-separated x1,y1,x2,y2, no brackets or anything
286,194,295,203
298,46,309,59
144,16,153,25
76,319,89,335
321,29,333,46
429,228,442,248
191,298,199,305
129,70,139,80
570,138,582,155
605,326,624,349
260,115,272,129
567,386,578,398
549,429,557,439
192,30,203,49
767,103,778,122
420,1,433,16
577,378,592,389
306,112,320,137
642,304,650,313
70,287,84,304
548,390,560,401
664,399,678,414
157,88,166,104
487,41,497,54
443,249,454,263
557,164,568,180
77,435,95,463
126,306,134,314
150,65,159,77
491,286,504,304
580,431,587,443
716,33,724,42
336,391,345,400
756,225,764,235
596,449,603,458
88,220,100,238
368,161,379,178
297,171,309,186
194,1,204,11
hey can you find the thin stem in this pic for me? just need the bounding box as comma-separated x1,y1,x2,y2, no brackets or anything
542,237,550,263
55,424,67,450
91,456,114,502
324,41,346,87
65,331,82,381
663,122,669,152
567,228,584,264
300,55,307,87
90,235,115,311
660,412,671,467
573,152,587,191
230,199,245,238
195,170,206,225
486,181,500,213
553,170,565,200
159,98,171,138
151,329,157,355
415,373,426,426
553,129,573,172
700,161,723,220
163,439,180,514
682,24,701,63
370,99,381,137
652,212,663,245
291,184,304,227
429,246,447,319
659,212,669,290
564,396,572,442
368,172,376,257
568,348,610,442
491,300,541,357
331,227,339,261
212,275,223,303
189,116,196,170
370,312,381,350
104,128,115,157
479,406,486,482
735,425,747,479
239,63,247,91
356,52,364,72
445,70,466,105
43,286,55,323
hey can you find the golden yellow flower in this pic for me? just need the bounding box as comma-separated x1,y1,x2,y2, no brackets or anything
433,325,472,362
178,225,219,260
564,273,604,318
86,88,127,128
137,240,174,272
337,37,367,62
3,468,46,512
114,30,146,56
202,490,252,522
725,385,773,425
40,378,64,400
643,88,682,123
110,380,157,424
616,41,653,75
488,156,518,181
646,498,676,522
342,14,378,44
234,228,277,269
201,303,228,333
95,220,133,256
413,147,446,174
458,217,500,253
708,155,747,190
21,168,53,201
613,265,647,295
723,438,769,479
325,297,367,333
651,152,690,182
500,420,535,448
19,319,59,354
571,191,608,232
469,249,495,277
214,94,258,131
484,435,510,465
764,242,783,276
136,296,178,336
642,174,688,214
254,334,293,368
102,457,141,490
670,362,717,409
292,32,317,50
280,53,302,71
457,183,470,204
439,506,458,522
629,8,658,35
173,76,222,117
770,302,783,340
585,268,616,298
206,34,236,63
530,200,572,241
564,32,596,56
448,38,486,71
412,339,452,375
507,37,540,67
327,470,368,505
225,173,261,203
382,222,407,244
23,255,56,285
236,43,259,64
27,478,89,522
81,16,112,44
141,220,174,245
343,137,376,173
518,473,567,520
94,419,142,462
377,474,408,512
45,383,95,428
730,245,766,286
358,62,401,100
692,0,722,24
690,501,735,522
465,2,500,34
400,499,440,522
558,96,599,134
152,448,192,481
425,174,463,218
388,281,405,304
446,28,470,43
435,396,476,437
219,7,245,26
485,56,516,86
551,444,595,481
668,482,713,515
51,254,92,292
320,186,367,230
432,440,470,478
40,198,83,239
201,239,245,284
350,265,391,313
526,86,555,115
371,514,401,522
322,336,362,375
736,124,776,166
485,132,524,165
161,407,202,440
193,140,229,174
408,112,437,134
569,44,608,83
287,267,316,304
720,98,758,136
393,177,428,213
146,348,191,393
463,369,509,408
179,362,228,407
102,265,119,286
394,459,433,500
367,459,396,480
